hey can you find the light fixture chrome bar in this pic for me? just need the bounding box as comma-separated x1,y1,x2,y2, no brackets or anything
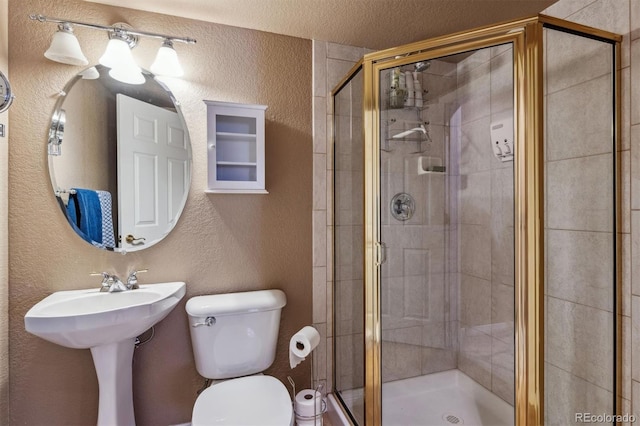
29,14,197,44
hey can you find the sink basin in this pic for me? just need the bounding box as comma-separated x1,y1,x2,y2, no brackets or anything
24,281,186,426
25,281,186,349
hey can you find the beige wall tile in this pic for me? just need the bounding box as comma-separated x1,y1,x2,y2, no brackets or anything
459,116,493,174
633,296,640,381
458,326,492,389
490,47,514,115
633,380,640,419
327,42,364,62
568,0,630,68
313,96,327,154
545,362,614,426
622,315,631,400
632,212,640,296
381,341,422,382
622,233,631,317
491,337,515,405
622,150,631,233
327,58,358,94
313,40,327,97
547,229,613,311
421,347,457,375
313,154,327,211
545,28,614,96
459,171,491,226
460,224,492,280
547,75,614,161
547,297,614,391
313,210,327,267
632,39,640,125
622,67,630,151
631,125,640,209
313,267,327,324
460,274,491,327
546,154,613,232
543,0,593,19
491,282,514,340
457,62,491,125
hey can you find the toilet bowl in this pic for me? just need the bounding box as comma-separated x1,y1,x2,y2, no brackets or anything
186,289,292,425
192,376,292,426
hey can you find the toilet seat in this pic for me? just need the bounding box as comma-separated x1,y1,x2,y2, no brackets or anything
192,375,293,426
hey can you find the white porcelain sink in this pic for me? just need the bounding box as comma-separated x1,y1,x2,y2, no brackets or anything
25,281,186,349
24,281,186,426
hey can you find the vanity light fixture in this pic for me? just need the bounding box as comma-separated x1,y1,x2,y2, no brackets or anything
29,14,196,82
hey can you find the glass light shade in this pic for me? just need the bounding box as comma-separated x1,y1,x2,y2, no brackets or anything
99,38,136,69
150,42,184,77
44,30,88,66
100,37,144,85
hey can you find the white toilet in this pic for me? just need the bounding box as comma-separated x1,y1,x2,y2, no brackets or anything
185,289,294,426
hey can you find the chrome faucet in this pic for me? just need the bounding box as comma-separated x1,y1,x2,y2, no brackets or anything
96,272,128,293
92,269,147,292
126,269,147,290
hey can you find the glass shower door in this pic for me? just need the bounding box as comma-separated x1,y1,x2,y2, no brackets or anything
334,67,365,425
378,44,516,426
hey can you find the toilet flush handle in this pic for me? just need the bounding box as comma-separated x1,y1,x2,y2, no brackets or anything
192,316,216,327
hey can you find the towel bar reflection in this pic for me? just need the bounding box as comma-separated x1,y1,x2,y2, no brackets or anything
55,188,77,196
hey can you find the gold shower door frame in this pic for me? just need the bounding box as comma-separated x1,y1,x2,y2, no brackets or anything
332,14,622,426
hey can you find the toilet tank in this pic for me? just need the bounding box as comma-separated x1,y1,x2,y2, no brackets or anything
186,289,286,379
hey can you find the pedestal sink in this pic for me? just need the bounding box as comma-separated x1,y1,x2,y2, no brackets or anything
24,281,186,426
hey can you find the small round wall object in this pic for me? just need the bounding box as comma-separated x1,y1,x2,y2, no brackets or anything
390,192,415,221
0,70,14,113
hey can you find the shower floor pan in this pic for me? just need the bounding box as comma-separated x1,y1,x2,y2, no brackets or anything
340,369,512,425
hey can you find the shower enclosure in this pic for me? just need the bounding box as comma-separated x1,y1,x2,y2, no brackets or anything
332,15,620,425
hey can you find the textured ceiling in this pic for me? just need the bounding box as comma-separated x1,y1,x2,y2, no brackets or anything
83,0,557,49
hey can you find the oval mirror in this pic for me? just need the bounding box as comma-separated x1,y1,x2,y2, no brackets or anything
48,65,192,253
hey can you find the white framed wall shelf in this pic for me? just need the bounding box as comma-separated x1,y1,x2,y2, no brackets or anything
205,100,268,193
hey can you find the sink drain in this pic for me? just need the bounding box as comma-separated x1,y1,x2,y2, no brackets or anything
442,413,464,424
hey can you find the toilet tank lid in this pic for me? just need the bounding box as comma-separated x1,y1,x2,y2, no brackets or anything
186,289,286,316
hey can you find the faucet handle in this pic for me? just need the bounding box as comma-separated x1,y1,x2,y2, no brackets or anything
126,269,148,289
91,272,115,292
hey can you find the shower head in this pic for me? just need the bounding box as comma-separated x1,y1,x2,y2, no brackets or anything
392,124,427,139
414,61,431,72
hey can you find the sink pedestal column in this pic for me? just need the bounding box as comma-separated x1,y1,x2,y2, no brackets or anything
90,338,137,426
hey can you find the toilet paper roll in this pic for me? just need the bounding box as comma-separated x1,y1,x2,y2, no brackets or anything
289,326,320,369
294,389,323,418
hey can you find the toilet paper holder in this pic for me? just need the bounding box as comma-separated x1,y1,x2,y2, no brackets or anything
287,377,327,425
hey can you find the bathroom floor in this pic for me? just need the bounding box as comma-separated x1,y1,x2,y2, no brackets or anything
339,369,513,425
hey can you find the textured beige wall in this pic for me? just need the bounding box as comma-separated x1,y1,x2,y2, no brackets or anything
8,0,312,425
0,0,8,423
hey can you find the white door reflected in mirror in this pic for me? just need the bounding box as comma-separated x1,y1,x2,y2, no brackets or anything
116,94,189,250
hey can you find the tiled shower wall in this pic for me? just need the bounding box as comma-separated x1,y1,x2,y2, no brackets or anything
378,62,457,382
311,40,370,392
543,28,616,424
456,45,515,405
542,0,633,422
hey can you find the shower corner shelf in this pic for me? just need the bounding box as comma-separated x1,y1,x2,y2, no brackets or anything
205,100,268,194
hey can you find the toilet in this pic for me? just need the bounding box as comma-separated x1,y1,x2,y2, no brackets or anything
185,289,293,426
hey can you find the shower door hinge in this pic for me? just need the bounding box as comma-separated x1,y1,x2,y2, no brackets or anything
375,241,387,266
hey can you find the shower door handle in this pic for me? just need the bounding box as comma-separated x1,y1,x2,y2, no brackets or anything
375,242,387,266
